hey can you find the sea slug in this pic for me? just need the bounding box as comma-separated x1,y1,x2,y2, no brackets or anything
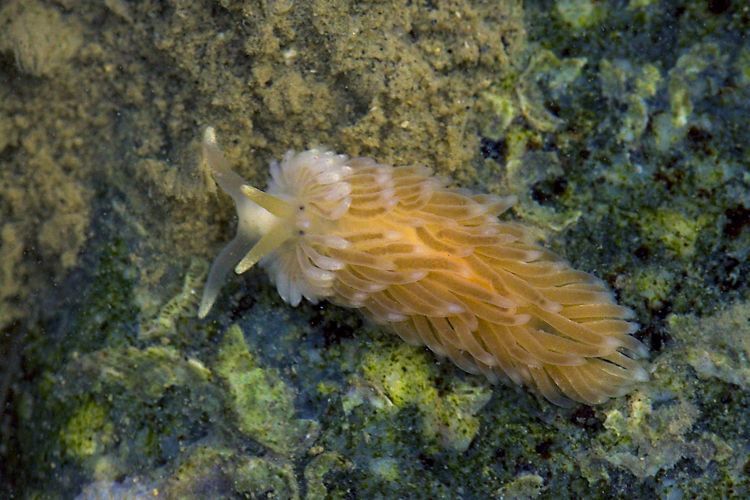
198,127,648,406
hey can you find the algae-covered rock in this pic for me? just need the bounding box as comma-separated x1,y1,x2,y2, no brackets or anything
234,456,299,499
162,445,236,498
555,0,606,29
669,301,750,390
46,344,222,483
505,149,582,232
214,324,319,456
638,208,712,259
66,345,213,401
161,444,300,499
140,258,208,339
0,224,24,330
584,387,734,484
0,0,83,77
501,473,545,499
565,294,748,494
76,477,158,500
303,452,352,500
479,92,516,141
78,445,301,499
60,399,114,460
631,266,675,311
359,341,492,452
479,49,585,141
517,49,587,133
598,59,662,143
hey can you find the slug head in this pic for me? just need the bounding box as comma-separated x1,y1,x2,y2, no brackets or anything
198,127,296,318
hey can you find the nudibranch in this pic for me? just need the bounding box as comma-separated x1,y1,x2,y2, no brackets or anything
198,127,648,406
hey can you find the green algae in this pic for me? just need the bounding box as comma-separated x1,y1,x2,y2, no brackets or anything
234,455,299,499
163,445,290,499
304,451,352,499
568,297,750,496
158,443,355,499
23,237,139,375
632,266,674,310
501,473,546,499
358,341,492,453
8,240,228,495
598,59,662,143
638,208,712,259
479,49,586,141
60,399,114,460
555,0,606,29
517,50,587,133
1,0,83,77
140,258,208,339
68,344,213,401
28,341,222,488
479,91,516,141
582,374,738,494
214,323,319,456
669,301,750,390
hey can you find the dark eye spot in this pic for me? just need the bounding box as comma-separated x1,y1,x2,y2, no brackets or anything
298,205,305,211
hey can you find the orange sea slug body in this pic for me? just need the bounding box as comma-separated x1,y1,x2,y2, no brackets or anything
198,127,648,406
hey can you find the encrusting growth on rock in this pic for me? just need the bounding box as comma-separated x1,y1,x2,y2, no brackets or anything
198,127,648,406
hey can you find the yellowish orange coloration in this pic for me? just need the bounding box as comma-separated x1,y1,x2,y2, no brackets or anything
198,127,649,406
